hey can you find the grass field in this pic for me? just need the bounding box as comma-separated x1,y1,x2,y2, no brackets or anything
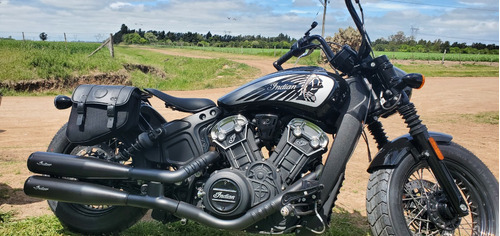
164,45,499,62
0,208,370,235
0,40,122,82
392,62,499,77
0,40,258,95
116,46,258,90
157,46,499,77
375,51,498,62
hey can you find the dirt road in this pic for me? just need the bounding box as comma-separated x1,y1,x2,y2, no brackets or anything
0,48,498,220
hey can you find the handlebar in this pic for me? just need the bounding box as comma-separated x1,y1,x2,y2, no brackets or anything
273,35,336,71
273,49,295,71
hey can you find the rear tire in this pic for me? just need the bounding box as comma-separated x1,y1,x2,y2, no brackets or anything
366,142,498,236
46,124,148,235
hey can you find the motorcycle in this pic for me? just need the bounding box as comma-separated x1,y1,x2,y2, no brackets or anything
24,0,498,235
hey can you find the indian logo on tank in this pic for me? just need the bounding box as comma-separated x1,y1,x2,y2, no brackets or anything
236,73,329,104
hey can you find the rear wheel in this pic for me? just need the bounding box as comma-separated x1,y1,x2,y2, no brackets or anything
366,142,498,235
46,124,148,234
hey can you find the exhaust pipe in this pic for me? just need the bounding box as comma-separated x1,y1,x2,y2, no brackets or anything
27,151,218,183
24,168,321,231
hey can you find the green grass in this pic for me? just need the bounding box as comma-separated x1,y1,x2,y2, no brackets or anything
0,208,369,235
162,46,499,62
158,46,498,77
116,46,259,90
1,39,497,95
461,111,499,125
393,63,499,77
0,40,258,95
0,211,15,223
432,111,499,125
328,208,370,236
376,51,499,62
178,45,292,57
0,39,122,82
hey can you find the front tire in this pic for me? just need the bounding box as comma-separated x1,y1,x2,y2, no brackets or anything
366,142,498,236
46,124,148,235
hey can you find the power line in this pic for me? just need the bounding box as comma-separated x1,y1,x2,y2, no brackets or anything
418,32,498,43
382,0,499,12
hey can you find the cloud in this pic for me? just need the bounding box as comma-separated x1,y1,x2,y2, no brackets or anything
293,0,319,7
109,2,134,10
39,0,111,10
0,0,497,44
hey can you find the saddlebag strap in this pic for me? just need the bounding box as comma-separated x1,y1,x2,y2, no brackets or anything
106,104,116,129
76,94,88,127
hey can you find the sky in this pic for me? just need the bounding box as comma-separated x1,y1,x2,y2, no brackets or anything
0,0,498,45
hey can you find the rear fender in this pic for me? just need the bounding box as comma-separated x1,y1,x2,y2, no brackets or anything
367,132,452,173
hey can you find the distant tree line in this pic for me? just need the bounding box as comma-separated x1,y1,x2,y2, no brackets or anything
113,24,294,49
113,24,499,55
372,31,499,55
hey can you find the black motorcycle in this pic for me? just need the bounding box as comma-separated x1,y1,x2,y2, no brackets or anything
24,0,498,235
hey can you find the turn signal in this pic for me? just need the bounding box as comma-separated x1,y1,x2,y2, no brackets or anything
429,137,444,160
54,95,72,110
402,73,425,89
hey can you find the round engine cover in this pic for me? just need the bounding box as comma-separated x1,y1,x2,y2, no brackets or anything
203,170,251,217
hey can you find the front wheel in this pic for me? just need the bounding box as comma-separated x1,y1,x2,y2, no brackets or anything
46,124,148,234
366,142,498,236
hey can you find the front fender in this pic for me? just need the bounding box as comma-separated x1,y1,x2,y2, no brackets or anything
367,132,453,173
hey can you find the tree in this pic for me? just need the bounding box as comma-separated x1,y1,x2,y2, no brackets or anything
120,24,129,34
158,31,166,40
39,32,48,41
388,31,409,44
144,32,157,43
122,32,143,44
440,41,450,53
325,26,362,52
137,28,145,38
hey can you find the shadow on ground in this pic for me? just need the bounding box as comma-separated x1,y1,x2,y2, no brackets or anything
0,183,43,206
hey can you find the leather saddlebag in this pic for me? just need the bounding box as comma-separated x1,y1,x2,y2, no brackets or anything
66,84,141,144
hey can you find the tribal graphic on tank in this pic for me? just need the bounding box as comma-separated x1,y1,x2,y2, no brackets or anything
236,73,334,105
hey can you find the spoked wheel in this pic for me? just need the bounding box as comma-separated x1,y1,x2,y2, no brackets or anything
367,142,498,236
46,124,149,235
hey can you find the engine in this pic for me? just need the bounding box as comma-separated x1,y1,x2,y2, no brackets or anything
202,114,328,218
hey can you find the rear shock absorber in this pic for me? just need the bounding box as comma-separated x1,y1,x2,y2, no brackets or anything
119,127,166,159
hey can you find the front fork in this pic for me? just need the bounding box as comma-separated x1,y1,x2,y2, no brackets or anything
398,101,469,217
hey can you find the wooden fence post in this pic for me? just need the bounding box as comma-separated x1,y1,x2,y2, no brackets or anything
441,49,447,64
108,34,114,58
88,34,114,58
64,33,67,50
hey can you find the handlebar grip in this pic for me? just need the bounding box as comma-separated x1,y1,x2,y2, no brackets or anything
273,49,295,71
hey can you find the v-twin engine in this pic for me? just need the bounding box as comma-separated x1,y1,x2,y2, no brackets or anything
204,115,328,218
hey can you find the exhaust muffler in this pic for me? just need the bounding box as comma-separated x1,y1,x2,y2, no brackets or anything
27,151,218,183
24,176,129,205
24,167,321,231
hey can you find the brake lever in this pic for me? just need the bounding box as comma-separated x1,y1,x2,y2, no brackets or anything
294,48,315,66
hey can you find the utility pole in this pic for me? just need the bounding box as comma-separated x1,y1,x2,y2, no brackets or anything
320,0,329,38
319,0,329,60
410,25,419,41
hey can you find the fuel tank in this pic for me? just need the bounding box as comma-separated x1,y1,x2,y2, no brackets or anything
218,67,348,132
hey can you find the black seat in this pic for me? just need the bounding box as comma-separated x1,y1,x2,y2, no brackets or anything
145,88,216,113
